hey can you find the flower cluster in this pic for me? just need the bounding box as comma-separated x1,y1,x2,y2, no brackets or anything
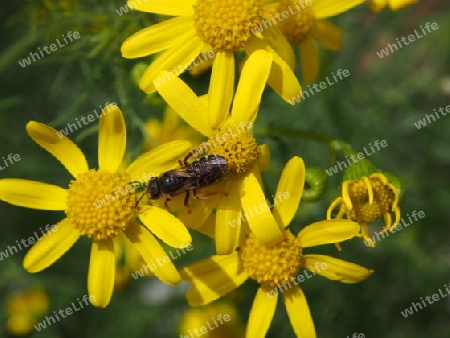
0,0,416,337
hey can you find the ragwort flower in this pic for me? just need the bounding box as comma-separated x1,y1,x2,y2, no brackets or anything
120,0,301,123
0,104,193,307
181,157,373,337
327,172,401,248
263,0,365,83
155,51,281,255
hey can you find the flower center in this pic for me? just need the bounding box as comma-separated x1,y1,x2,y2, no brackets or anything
207,129,258,177
66,170,137,241
193,0,263,51
344,175,396,223
265,0,314,45
240,232,302,288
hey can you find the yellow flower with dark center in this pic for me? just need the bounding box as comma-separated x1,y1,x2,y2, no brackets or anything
155,54,280,255
0,104,193,308
263,0,365,84
368,0,418,11
120,0,302,123
179,302,244,338
327,173,401,248
182,157,373,337
6,288,49,336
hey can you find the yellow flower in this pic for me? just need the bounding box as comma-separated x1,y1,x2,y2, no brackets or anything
144,104,204,151
0,104,193,308
179,302,244,338
120,0,302,121
181,157,373,338
368,0,418,11
155,54,281,255
327,173,401,248
263,0,365,84
6,288,49,336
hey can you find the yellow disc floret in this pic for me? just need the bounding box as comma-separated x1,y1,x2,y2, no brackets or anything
240,232,302,288
266,0,314,45
66,170,137,241
193,0,263,50
207,130,258,177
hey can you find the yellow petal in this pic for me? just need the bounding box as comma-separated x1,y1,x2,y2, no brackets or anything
0,179,67,210
123,222,181,285
155,73,214,137
139,206,192,248
195,213,216,238
181,252,248,306
246,39,302,104
302,254,374,283
177,184,222,230
312,0,365,19
389,0,418,11
127,0,195,16
23,218,80,272
98,104,126,172
246,285,278,338
310,20,343,51
215,178,243,255
26,121,88,178
261,25,295,69
208,50,235,130
282,285,316,338
298,220,360,248
87,239,115,308
231,48,272,123
240,169,283,246
126,140,192,180
273,156,305,228
139,32,205,94
299,36,320,85
121,16,193,58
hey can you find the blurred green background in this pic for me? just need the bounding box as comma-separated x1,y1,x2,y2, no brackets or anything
1,0,449,337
